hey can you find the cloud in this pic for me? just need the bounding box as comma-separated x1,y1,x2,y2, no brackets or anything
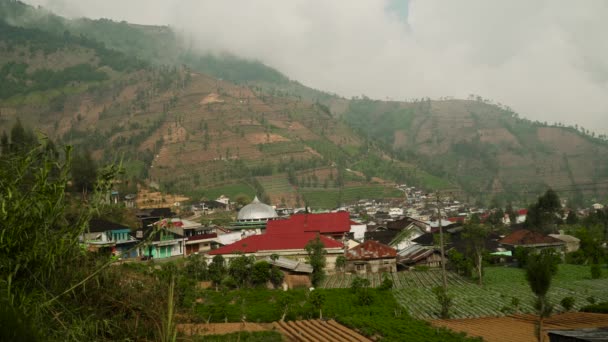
23,0,608,133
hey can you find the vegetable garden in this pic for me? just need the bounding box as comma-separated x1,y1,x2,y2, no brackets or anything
323,266,608,320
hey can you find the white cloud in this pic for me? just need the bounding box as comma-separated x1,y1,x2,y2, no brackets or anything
23,0,608,133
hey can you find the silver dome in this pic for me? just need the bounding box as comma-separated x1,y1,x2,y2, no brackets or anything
237,196,278,221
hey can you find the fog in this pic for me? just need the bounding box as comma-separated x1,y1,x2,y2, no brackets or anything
24,0,608,134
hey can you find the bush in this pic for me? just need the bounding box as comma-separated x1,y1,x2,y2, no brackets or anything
581,302,608,314
378,273,393,290
432,286,453,319
591,264,602,279
560,297,575,311
587,296,597,305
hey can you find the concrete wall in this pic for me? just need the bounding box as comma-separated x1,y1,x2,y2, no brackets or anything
345,258,397,274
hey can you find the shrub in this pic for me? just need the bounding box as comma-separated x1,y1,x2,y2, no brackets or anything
591,264,602,279
587,296,597,305
350,276,370,292
432,286,453,319
378,273,393,290
581,302,608,314
413,265,430,272
560,297,575,311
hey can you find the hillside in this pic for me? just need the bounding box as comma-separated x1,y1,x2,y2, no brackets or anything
341,98,608,205
2,0,608,207
0,13,425,208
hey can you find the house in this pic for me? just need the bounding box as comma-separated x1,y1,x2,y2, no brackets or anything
387,217,431,232
549,234,581,252
345,240,397,274
349,219,367,241
262,256,313,289
207,232,344,271
135,226,185,259
82,218,139,259
157,218,221,255
516,209,528,224
499,229,566,253
397,244,443,268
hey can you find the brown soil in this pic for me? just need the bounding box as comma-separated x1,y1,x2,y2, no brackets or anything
200,93,223,105
245,132,290,144
432,312,608,342
136,186,189,209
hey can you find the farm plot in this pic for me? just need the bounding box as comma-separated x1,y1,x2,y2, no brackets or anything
274,320,372,342
322,270,467,290
393,266,608,320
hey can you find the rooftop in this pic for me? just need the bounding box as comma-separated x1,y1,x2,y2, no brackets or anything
208,232,343,255
499,229,564,246
265,211,351,235
346,240,396,260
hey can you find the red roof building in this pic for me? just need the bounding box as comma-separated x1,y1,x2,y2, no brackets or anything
346,240,397,261
208,232,343,255
265,212,351,238
499,229,565,248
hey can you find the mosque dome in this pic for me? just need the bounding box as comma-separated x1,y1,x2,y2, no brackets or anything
237,196,278,221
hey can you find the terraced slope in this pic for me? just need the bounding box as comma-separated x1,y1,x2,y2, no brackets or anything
273,320,372,342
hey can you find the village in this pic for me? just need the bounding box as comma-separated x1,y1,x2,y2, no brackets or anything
77,184,608,341
84,185,588,274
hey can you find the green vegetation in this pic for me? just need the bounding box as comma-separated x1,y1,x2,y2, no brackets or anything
346,266,608,320
581,302,608,314
193,288,477,341
192,331,283,342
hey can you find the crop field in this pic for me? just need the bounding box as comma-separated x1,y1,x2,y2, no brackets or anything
255,174,297,205
323,266,608,320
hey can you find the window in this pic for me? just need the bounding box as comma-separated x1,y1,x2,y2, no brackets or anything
356,264,364,271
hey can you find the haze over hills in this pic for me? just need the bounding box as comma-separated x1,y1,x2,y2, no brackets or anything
2,0,608,207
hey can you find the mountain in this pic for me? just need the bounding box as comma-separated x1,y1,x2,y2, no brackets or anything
340,97,608,206
1,0,607,207
0,3,440,208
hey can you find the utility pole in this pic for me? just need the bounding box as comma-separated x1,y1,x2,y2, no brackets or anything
436,192,448,290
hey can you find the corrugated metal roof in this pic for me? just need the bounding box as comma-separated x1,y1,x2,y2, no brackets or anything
266,212,351,235
263,256,313,273
346,240,396,260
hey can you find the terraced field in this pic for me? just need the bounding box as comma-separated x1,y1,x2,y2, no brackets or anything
255,174,297,205
273,319,372,342
301,185,403,209
323,266,608,320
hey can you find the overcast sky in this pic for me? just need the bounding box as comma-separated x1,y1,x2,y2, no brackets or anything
24,0,608,134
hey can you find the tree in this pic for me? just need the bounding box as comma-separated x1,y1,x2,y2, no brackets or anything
1,140,121,339
432,286,453,319
526,250,556,342
335,255,346,273
209,255,227,290
462,220,488,285
185,254,208,281
305,235,327,287
526,189,562,234
72,149,98,194
228,255,255,288
251,261,271,287
566,211,578,225
308,290,325,319
269,267,284,289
